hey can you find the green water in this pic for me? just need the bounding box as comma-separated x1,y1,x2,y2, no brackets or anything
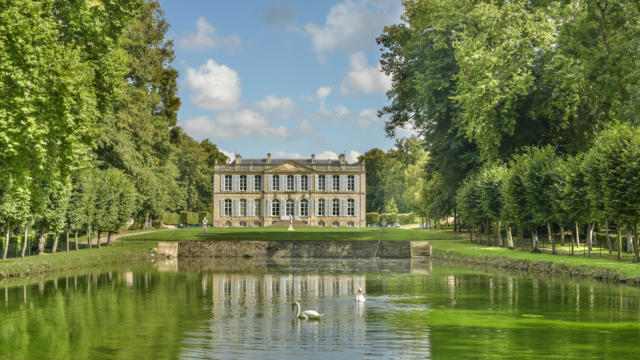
1,259,639,359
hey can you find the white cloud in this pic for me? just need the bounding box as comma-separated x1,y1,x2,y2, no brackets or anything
183,110,288,139
316,150,339,160
256,95,296,115
310,104,380,128
183,111,314,141
220,149,235,163
184,59,241,110
303,86,332,102
305,0,401,57
177,17,241,50
348,150,362,163
341,52,391,95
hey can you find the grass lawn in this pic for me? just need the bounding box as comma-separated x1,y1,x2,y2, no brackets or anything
121,226,461,242
0,241,155,279
432,239,640,278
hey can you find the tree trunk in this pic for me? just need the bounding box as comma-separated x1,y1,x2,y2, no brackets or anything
497,220,503,247
571,227,574,256
3,226,10,260
66,230,69,252
506,226,514,248
518,227,524,248
634,224,639,263
617,226,622,261
74,229,79,251
560,225,565,246
87,226,92,249
21,226,28,257
38,227,46,255
547,223,555,255
626,230,634,253
52,233,59,254
587,222,594,257
144,213,150,229
96,231,101,249
575,223,581,249
107,231,113,246
605,224,612,253
532,228,540,252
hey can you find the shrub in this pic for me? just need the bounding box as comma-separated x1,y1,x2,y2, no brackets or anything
366,212,380,225
398,213,415,225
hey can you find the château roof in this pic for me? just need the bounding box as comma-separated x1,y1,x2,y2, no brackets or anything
214,155,364,172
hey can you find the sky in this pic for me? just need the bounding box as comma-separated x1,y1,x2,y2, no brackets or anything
159,0,409,163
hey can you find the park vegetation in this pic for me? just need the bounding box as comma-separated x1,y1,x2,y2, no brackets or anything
0,0,226,258
377,0,640,262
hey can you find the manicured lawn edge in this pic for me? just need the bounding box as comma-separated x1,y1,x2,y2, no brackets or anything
0,242,155,280
431,240,640,285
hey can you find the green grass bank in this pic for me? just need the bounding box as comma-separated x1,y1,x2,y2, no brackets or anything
0,242,155,280
431,239,640,284
121,226,459,242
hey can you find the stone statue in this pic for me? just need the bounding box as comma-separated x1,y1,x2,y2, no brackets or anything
202,216,208,233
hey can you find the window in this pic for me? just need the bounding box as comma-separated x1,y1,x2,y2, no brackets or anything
348,175,355,191
318,199,325,216
332,221,340,227
300,199,308,216
253,221,262,227
301,175,309,191
239,221,247,227
272,175,280,191
255,199,262,216
240,199,247,216
240,175,247,191
224,175,232,191
318,175,326,191
347,199,355,216
287,175,294,191
347,221,355,227
225,221,231,228
333,175,340,191
333,199,340,216
272,199,280,216
286,199,294,216
224,199,232,216
318,220,325,227
255,175,262,190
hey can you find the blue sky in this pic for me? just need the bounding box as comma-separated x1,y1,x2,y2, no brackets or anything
159,0,410,162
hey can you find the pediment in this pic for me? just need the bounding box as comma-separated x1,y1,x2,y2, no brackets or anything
266,160,313,173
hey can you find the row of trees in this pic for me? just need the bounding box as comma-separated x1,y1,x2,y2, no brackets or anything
0,0,226,258
457,123,640,261
378,0,640,231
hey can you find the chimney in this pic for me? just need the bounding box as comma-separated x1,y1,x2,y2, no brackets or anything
339,153,345,165
266,153,271,164
235,154,242,164
311,154,316,164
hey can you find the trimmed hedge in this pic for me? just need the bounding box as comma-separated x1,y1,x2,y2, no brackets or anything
365,212,414,225
163,211,213,225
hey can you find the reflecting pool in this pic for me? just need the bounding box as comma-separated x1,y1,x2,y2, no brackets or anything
1,258,639,359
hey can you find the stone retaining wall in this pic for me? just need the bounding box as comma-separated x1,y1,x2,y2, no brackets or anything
177,240,413,259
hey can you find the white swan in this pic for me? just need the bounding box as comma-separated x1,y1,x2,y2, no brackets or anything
355,287,366,302
292,302,323,320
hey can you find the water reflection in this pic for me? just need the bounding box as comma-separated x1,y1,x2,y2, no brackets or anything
0,260,639,359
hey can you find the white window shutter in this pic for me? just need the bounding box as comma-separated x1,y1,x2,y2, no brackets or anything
248,175,254,191
220,199,225,217
354,199,359,216
295,200,300,217
219,175,224,192
280,175,286,191
248,199,254,216
266,199,272,217
314,175,318,191
354,175,359,192
295,175,300,191
339,175,346,191
315,199,319,216
340,199,346,217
